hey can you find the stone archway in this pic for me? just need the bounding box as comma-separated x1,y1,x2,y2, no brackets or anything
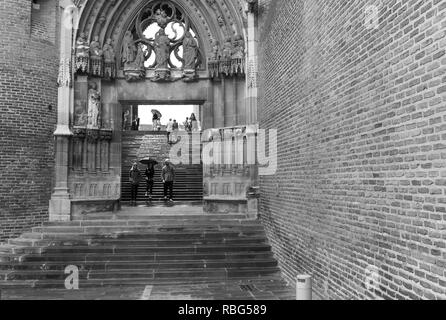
50,0,259,221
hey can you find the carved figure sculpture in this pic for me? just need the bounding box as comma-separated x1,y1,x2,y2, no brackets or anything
75,32,90,73
103,38,116,79
122,31,137,66
183,31,198,70
87,82,101,128
76,32,90,58
155,9,170,28
103,38,116,63
90,35,103,57
182,31,198,81
231,35,245,74
222,37,233,59
123,32,145,81
232,35,245,59
152,29,171,81
90,35,103,76
210,40,221,60
154,29,170,69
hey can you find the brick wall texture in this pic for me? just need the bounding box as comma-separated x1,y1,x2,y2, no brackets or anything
258,0,446,299
0,0,58,241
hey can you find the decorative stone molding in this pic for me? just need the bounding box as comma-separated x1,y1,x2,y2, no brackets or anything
86,128,100,142
72,127,87,139
57,57,72,87
99,129,113,141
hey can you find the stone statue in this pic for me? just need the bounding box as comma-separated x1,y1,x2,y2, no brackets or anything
75,32,90,58
75,32,90,73
231,35,245,74
154,29,170,69
103,38,116,63
155,9,170,28
210,40,221,60
183,31,198,70
182,31,198,81
152,29,171,81
122,31,137,66
90,35,103,58
232,35,245,59
123,42,146,81
222,37,233,59
89,35,103,76
103,38,116,79
87,82,101,128
133,43,146,68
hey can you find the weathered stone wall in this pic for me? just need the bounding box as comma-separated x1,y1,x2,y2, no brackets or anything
0,0,58,241
258,0,446,299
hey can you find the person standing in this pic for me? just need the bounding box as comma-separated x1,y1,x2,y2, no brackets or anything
190,113,198,132
153,112,161,131
161,159,175,202
183,117,191,133
145,163,155,200
172,119,179,143
129,163,142,206
166,118,173,143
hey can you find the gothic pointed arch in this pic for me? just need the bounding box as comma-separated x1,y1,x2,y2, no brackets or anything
73,0,248,81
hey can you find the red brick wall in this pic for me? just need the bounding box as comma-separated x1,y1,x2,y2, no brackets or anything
0,0,58,241
258,0,446,299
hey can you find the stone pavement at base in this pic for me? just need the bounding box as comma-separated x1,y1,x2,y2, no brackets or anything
0,280,296,300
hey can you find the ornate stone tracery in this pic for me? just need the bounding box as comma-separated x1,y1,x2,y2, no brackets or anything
73,0,247,81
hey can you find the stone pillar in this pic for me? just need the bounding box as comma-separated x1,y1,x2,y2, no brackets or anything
49,0,76,222
246,2,258,125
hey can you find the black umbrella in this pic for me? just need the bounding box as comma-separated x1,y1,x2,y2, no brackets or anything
139,157,158,166
151,109,162,119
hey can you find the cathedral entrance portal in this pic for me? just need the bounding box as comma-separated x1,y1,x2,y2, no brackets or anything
49,0,258,221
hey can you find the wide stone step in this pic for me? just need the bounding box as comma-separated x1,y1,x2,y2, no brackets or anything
0,259,278,272
45,214,248,224
0,275,289,292
37,244,272,254
2,267,281,282
19,229,264,241
21,252,275,263
31,225,265,235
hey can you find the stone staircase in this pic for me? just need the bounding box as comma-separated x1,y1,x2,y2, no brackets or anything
0,208,292,299
121,131,203,203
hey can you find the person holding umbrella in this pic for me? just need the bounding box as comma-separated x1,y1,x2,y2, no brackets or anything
161,159,175,202
129,162,142,206
152,109,162,131
140,157,158,200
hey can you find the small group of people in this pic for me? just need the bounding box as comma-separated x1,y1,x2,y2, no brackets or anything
166,119,179,144
183,113,199,133
129,159,176,206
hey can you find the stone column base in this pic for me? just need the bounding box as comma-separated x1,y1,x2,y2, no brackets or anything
247,198,259,219
49,192,71,222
